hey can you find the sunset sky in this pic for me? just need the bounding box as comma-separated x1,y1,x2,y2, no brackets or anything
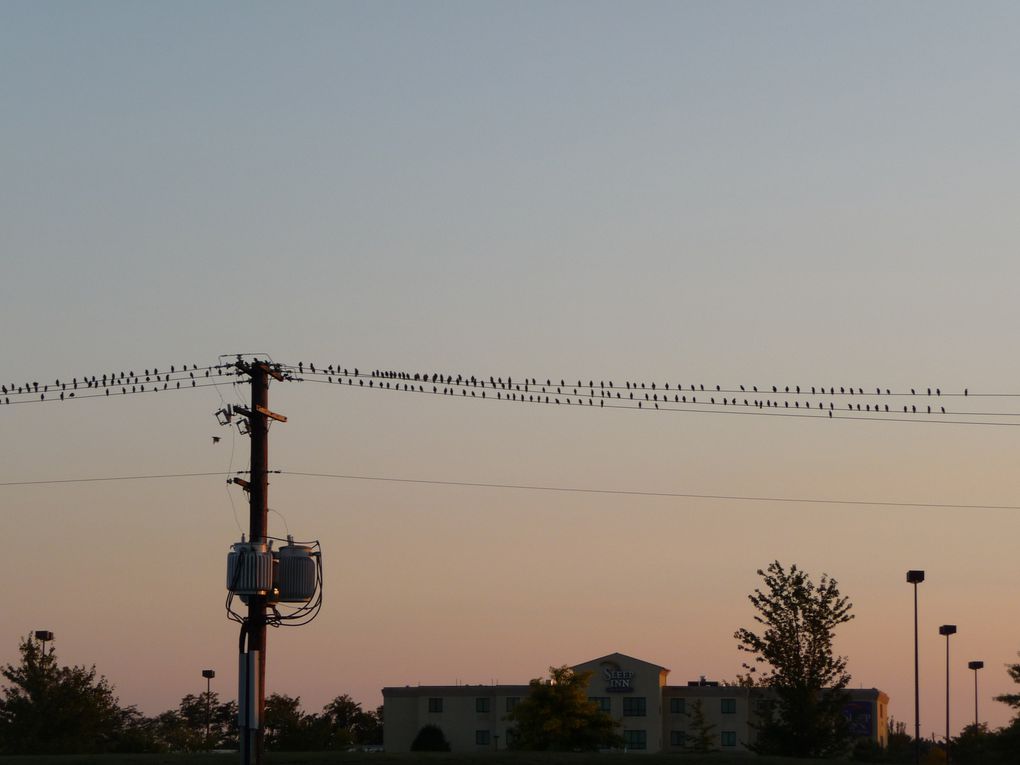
3,0,1020,738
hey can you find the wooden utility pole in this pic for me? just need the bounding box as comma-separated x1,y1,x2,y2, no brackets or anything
235,360,286,765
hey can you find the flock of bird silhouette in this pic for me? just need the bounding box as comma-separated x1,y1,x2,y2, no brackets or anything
0,359,991,423
282,362,969,419
0,364,230,405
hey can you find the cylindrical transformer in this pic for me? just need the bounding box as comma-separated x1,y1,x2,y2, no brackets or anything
275,539,317,602
226,540,273,595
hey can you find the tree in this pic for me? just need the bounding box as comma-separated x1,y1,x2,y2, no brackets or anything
410,723,450,752
685,698,717,753
140,692,238,753
504,665,622,751
734,561,855,757
317,694,382,749
885,718,914,763
994,653,1020,719
264,693,323,751
949,723,996,765
0,634,130,754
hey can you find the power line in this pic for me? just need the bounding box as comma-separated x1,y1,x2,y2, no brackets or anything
282,363,1017,398
0,379,238,405
277,471,1020,510
3,469,1016,511
0,471,232,486
7,357,1020,425
292,376,1020,427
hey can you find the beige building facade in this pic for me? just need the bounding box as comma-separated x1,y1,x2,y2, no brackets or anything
382,651,889,753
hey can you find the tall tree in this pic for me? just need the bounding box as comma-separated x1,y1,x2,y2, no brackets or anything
505,665,622,751
734,561,855,757
0,634,129,754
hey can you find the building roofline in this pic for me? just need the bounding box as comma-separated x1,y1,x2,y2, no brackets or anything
383,685,531,697
572,651,671,673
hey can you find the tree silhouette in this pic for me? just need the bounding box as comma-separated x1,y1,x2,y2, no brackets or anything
995,653,1020,718
735,561,854,757
685,698,717,753
504,665,622,751
0,634,129,754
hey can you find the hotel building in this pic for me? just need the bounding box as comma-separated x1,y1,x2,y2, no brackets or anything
383,652,888,753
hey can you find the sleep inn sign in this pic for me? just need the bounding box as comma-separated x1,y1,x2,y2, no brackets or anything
602,660,635,692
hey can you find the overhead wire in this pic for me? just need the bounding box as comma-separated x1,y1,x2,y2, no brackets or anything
275,471,1020,511
1,468,1017,511
287,373,1020,427
0,471,230,486
6,357,1020,425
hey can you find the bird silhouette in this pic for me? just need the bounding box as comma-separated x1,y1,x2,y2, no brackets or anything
212,436,221,444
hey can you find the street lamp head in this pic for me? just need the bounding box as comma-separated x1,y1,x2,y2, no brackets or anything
202,669,216,679
906,570,925,584
968,661,984,670
34,630,54,642
939,624,957,636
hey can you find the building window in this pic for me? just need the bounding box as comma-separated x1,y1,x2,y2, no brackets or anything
427,697,443,713
721,731,738,747
475,730,490,746
721,698,737,714
589,696,611,713
669,697,686,714
670,730,686,747
622,697,647,717
476,697,490,713
506,696,520,713
623,730,647,750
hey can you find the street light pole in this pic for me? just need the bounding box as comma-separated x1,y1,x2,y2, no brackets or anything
967,661,983,729
34,630,54,658
202,669,216,748
939,624,957,765
906,571,924,765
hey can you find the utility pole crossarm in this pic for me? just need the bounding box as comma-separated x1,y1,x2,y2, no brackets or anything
255,404,287,422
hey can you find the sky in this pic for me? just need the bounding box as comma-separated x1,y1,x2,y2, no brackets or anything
2,0,1020,739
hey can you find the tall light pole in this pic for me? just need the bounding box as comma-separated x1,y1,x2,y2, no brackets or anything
34,630,54,657
202,669,216,748
967,661,983,729
906,570,924,765
939,624,957,764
